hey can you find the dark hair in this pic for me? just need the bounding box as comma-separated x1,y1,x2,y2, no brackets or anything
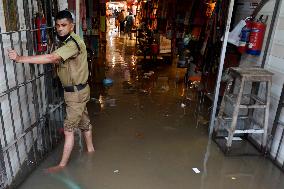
55,10,73,22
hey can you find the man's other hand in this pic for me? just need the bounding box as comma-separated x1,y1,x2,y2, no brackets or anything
8,49,20,62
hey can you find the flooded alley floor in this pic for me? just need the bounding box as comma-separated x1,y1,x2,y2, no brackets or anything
19,29,284,189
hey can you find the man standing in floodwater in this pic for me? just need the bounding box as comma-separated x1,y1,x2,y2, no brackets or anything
8,10,95,172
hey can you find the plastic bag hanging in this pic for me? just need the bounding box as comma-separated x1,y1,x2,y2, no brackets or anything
227,19,247,46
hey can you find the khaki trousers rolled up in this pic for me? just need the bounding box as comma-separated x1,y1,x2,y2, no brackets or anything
63,85,92,132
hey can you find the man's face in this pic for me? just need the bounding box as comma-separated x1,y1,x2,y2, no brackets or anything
55,18,74,37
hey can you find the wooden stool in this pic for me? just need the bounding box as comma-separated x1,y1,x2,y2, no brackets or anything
214,67,273,154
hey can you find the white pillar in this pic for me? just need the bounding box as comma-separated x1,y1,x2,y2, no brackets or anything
0,1,6,31
209,0,236,136
76,0,80,34
58,0,68,11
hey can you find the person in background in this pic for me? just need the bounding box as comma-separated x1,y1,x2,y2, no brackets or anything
8,10,95,173
118,10,126,33
114,8,119,17
125,12,135,39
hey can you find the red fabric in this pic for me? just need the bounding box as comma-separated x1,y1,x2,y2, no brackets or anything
192,2,207,26
68,0,75,10
67,0,86,26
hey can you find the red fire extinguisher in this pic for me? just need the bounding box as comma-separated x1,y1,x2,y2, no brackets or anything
247,19,266,56
35,14,47,52
238,20,252,54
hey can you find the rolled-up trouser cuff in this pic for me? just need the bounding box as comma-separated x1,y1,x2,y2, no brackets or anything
64,122,76,132
79,122,92,132
64,121,92,132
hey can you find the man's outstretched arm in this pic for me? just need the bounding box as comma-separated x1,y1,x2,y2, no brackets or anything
8,49,62,64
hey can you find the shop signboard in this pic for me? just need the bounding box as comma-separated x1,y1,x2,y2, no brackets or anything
160,36,171,54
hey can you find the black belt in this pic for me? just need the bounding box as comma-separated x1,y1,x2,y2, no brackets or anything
64,83,87,92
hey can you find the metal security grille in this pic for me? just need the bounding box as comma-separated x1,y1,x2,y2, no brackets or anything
270,83,284,171
0,0,64,188
0,143,6,189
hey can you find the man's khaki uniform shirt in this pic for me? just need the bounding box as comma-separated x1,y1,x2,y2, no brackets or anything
54,32,88,87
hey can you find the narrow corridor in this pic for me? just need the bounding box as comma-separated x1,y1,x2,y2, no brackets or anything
19,28,284,189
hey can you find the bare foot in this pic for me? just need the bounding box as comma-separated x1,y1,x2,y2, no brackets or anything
87,148,95,153
45,165,65,173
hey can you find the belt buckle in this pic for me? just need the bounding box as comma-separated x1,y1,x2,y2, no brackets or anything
74,85,79,92
75,84,86,91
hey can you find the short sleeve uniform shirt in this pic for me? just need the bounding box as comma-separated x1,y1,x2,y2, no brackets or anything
54,32,88,87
